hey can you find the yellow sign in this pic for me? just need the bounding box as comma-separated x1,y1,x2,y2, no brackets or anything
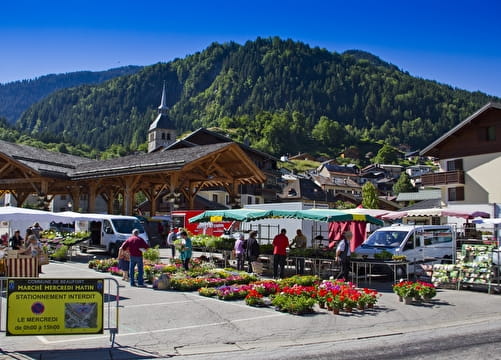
7,278,104,336
210,216,223,222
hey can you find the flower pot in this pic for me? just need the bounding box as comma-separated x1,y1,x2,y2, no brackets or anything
398,295,403,302
332,308,340,315
344,306,353,313
357,304,365,311
414,295,422,302
319,302,326,309
367,303,374,309
423,295,433,302
404,296,413,305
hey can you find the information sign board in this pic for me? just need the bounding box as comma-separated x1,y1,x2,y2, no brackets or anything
7,278,104,336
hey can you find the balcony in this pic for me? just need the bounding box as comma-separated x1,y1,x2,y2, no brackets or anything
421,170,465,187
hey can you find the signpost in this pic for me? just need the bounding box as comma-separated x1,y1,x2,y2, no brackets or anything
6,278,104,336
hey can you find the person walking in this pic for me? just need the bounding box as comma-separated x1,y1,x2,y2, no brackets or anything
234,233,245,271
245,231,260,273
121,229,149,287
179,231,192,271
336,230,352,281
166,227,178,259
272,228,289,279
290,229,307,275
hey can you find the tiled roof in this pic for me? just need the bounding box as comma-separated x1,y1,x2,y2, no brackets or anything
72,143,230,179
0,140,95,178
399,198,443,211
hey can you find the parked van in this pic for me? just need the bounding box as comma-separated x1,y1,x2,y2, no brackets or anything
354,224,454,274
76,214,148,257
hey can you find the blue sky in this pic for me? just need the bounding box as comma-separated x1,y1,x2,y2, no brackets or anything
2,0,501,97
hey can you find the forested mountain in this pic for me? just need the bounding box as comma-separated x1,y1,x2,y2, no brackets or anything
0,66,142,123
15,37,499,158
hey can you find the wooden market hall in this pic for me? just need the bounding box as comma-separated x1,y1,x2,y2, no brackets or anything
0,84,268,215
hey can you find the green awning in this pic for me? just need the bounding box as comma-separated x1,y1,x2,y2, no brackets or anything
188,208,383,226
188,209,271,223
268,209,384,226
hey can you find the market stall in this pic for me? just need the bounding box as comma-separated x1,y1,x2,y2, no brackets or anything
189,208,384,278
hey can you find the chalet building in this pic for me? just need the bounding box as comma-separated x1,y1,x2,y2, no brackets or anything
278,175,336,206
420,102,501,206
360,164,403,196
310,173,362,198
316,163,359,180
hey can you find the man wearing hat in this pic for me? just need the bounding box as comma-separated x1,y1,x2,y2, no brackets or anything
336,230,352,281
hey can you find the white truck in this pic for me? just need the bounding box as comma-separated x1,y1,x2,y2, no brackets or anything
354,224,455,275
75,214,149,257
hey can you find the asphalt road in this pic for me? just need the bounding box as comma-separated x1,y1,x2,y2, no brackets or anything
1,250,501,359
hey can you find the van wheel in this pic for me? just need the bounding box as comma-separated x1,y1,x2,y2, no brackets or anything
108,244,118,258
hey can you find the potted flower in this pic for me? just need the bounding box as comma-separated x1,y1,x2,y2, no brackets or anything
327,295,345,314
316,288,329,309
345,288,361,312
361,288,379,308
393,281,414,301
245,289,266,306
418,281,437,300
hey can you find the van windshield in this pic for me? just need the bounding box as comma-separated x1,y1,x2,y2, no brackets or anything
112,219,145,234
363,230,408,248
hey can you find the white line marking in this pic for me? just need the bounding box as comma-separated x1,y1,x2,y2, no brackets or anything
36,313,286,344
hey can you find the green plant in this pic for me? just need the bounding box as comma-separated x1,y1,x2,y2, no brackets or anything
374,250,393,260
271,293,316,315
198,287,218,297
143,246,161,263
50,245,68,260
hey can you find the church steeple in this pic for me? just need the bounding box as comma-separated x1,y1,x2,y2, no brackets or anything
158,81,168,113
148,81,177,153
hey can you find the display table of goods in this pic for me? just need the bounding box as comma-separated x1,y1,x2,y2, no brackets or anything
458,244,495,287
432,244,498,292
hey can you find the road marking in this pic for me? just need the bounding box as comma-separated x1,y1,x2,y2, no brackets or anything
35,313,287,344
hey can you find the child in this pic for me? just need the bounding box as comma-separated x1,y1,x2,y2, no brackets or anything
117,245,130,281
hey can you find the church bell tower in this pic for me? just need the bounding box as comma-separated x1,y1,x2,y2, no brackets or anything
148,81,177,152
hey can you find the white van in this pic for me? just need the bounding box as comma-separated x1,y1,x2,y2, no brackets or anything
76,214,148,257
355,224,454,273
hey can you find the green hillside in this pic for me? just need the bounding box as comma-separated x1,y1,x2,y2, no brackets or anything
15,37,499,157
0,66,142,124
